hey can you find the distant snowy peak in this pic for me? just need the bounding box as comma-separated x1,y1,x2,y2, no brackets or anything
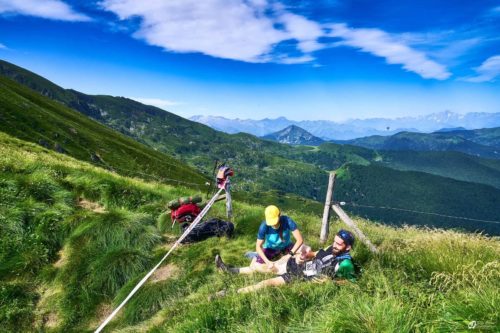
262,125,324,146
189,115,294,136
420,110,457,122
189,111,500,140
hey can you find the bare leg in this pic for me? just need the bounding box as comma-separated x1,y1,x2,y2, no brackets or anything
216,255,289,275
235,254,291,275
237,266,257,274
249,258,274,273
237,276,286,294
230,258,273,275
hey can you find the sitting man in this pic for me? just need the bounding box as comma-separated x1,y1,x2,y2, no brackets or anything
215,229,356,295
215,205,303,274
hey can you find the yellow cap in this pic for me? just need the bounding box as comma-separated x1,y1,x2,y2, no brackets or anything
265,205,280,226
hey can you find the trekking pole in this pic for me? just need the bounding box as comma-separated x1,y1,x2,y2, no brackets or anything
215,163,233,219
206,159,219,199
95,185,226,333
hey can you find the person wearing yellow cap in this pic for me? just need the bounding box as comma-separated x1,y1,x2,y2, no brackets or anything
215,205,303,274
211,229,356,298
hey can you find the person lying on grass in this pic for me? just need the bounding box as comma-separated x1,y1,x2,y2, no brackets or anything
215,229,356,295
215,205,303,275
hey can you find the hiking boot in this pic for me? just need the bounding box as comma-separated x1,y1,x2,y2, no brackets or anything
215,255,239,274
208,289,227,301
215,254,228,272
215,289,227,297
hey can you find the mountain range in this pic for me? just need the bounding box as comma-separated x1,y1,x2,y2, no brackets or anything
262,125,324,145
0,59,330,201
1,59,500,235
2,130,497,332
190,112,500,140
340,128,500,159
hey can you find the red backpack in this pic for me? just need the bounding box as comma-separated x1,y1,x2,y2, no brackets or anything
171,203,201,223
216,166,234,188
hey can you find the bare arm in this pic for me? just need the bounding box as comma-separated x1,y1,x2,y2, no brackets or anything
290,229,304,255
255,238,272,265
295,247,318,264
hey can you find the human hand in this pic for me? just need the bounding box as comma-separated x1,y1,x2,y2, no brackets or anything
300,245,312,260
267,262,274,270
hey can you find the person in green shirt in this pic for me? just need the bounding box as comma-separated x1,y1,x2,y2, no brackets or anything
215,229,356,295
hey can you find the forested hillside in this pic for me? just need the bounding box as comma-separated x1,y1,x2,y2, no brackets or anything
1,132,498,332
342,129,500,159
0,75,207,187
2,59,500,235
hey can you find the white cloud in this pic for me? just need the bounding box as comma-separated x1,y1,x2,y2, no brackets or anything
130,97,182,110
101,1,449,80
397,30,486,67
464,55,500,83
430,38,482,63
278,12,323,53
277,55,315,64
0,43,6,49
101,0,327,63
0,0,90,21
326,23,451,80
297,40,323,53
101,0,287,63
247,0,268,10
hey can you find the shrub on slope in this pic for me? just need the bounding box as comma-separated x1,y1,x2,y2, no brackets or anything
0,132,498,332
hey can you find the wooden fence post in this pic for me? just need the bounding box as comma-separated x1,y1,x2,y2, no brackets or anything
225,183,233,220
320,172,336,243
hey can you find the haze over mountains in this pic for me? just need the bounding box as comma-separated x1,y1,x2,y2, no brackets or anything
1,59,500,235
190,111,500,140
2,0,500,330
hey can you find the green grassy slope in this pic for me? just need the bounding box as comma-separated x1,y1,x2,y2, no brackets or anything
444,127,500,148
344,130,500,159
335,163,500,235
0,132,498,332
3,59,500,234
289,142,500,190
0,59,329,201
377,150,500,189
0,75,207,187
289,142,375,169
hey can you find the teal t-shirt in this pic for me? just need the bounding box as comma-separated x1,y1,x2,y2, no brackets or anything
257,216,298,250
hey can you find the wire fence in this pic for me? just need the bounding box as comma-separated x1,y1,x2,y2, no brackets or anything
78,151,500,226
338,201,500,225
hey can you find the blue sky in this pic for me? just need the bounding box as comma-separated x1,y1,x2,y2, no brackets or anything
0,0,499,121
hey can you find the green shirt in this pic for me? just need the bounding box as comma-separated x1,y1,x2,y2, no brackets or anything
335,258,356,282
305,246,356,282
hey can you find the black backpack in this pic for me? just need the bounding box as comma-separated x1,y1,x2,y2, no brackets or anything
180,218,234,243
